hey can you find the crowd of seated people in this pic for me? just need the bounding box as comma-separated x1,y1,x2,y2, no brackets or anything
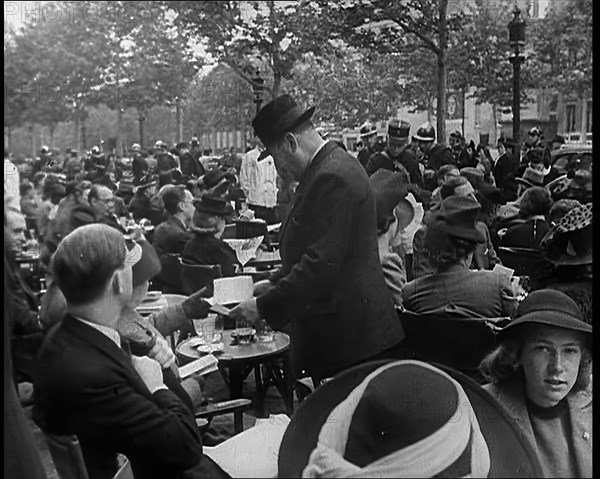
3,118,592,478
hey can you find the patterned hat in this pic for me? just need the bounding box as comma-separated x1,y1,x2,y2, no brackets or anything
542,203,592,266
516,167,544,188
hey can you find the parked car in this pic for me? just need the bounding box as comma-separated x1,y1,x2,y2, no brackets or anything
550,145,592,175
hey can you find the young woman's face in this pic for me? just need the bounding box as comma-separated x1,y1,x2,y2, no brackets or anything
519,325,585,407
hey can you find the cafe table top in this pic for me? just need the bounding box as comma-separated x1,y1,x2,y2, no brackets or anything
176,330,290,365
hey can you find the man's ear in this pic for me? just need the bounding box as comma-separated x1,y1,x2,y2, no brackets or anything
284,132,298,153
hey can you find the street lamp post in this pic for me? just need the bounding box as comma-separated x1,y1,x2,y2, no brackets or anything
138,109,146,149
508,5,526,159
252,69,265,116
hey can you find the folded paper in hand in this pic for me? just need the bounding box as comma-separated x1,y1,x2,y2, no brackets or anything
204,414,290,478
492,263,514,279
223,236,264,266
178,355,219,379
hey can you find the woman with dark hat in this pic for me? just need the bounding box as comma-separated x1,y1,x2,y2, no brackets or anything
479,289,592,478
537,203,592,325
182,195,240,276
500,186,552,249
402,196,517,317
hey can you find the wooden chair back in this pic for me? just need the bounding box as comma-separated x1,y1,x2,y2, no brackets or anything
497,246,551,277
180,263,222,296
44,432,89,479
397,308,510,380
154,254,184,294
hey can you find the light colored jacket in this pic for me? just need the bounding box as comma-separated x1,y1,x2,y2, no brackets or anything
484,372,592,478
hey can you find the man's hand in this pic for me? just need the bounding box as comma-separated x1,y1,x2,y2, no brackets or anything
148,335,176,369
132,356,165,394
229,298,260,326
253,279,275,297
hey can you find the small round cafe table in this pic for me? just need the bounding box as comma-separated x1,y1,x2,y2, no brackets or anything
176,330,294,417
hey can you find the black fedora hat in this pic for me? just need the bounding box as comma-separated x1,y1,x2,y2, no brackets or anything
193,194,234,216
252,94,315,146
279,360,543,477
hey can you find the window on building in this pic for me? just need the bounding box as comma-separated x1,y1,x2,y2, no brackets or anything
474,104,481,127
586,100,592,132
566,104,577,133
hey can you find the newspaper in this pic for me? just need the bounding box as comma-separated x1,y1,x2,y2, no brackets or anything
204,414,291,478
223,236,264,266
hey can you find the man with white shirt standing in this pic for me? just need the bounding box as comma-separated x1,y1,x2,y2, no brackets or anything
32,224,214,479
230,95,405,385
239,138,278,224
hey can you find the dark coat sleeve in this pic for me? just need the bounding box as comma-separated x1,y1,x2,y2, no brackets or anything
256,173,360,325
365,153,393,176
45,359,203,471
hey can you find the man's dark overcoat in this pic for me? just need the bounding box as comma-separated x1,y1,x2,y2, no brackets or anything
256,141,405,379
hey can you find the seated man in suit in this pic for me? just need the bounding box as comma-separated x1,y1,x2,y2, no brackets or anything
152,185,195,258
33,224,225,479
403,196,517,318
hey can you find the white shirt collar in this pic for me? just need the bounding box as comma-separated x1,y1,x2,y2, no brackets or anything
73,316,121,347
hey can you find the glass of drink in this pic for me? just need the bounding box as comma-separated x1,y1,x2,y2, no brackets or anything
256,319,275,342
235,318,254,345
193,314,218,345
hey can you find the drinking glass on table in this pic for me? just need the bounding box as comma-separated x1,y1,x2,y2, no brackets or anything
193,314,223,346
235,318,254,345
256,319,275,342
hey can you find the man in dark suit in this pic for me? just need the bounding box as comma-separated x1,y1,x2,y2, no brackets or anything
32,224,210,479
152,185,195,257
230,95,405,384
176,142,205,179
493,137,519,201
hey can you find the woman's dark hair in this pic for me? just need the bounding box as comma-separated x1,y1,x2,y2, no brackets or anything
519,186,552,217
479,324,592,392
424,223,477,268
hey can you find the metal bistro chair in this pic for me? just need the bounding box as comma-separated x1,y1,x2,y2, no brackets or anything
180,263,223,296
397,307,510,382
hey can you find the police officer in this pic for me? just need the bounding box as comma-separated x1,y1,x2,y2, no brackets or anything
365,119,424,188
526,126,551,166
449,131,475,168
153,140,181,185
356,121,378,169
414,122,455,191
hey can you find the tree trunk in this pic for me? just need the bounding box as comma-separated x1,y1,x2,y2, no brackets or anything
176,97,183,143
436,0,448,145
30,124,36,158
116,105,123,156
491,102,498,146
49,124,56,149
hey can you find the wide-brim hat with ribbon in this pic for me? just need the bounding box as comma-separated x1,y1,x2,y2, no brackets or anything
368,169,413,231
252,94,315,146
432,195,485,243
541,202,592,266
193,194,234,216
387,119,411,146
278,360,544,478
128,239,161,287
516,167,544,188
498,289,591,340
